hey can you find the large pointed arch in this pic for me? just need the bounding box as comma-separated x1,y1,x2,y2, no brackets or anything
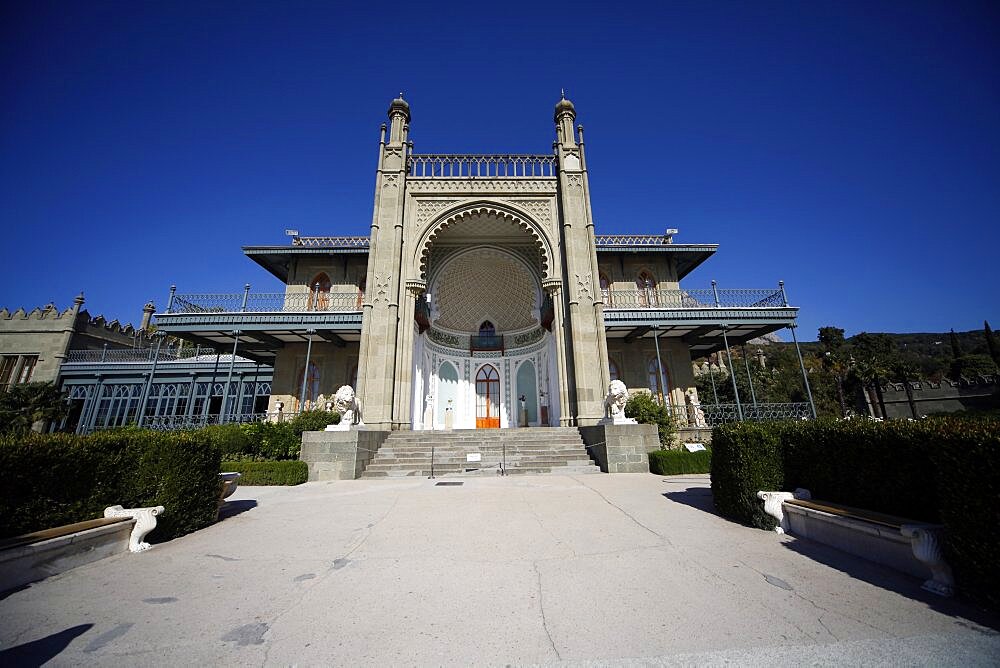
413,200,555,281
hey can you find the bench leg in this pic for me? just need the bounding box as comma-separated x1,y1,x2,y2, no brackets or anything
104,505,166,552
757,492,795,533
901,525,954,597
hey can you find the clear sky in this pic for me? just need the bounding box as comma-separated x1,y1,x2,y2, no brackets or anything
2,1,997,341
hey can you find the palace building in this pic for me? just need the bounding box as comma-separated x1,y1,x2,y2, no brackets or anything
152,94,813,433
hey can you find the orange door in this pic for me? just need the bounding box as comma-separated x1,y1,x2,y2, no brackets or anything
475,365,500,429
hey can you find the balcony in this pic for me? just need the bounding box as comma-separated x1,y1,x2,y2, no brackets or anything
407,154,557,178
602,283,799,357
166,291,361,314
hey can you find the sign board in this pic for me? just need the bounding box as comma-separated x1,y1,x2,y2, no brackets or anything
466,453,482,463
684,443,707,452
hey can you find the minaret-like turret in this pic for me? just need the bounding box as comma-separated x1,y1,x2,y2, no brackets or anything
554,89,577,147
387,93,410,146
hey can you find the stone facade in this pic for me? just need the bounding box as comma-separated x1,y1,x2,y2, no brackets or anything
0,294,154,390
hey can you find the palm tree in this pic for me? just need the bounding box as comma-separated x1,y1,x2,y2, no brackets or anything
0,382,69,433
892,360,921,419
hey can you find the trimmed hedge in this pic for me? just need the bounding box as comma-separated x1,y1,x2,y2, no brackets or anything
221,460,309,486
710,422,785,529
0,429,222,542
200,410,339,461
625,392,675,447
710,417,1000,608
649,448,711,476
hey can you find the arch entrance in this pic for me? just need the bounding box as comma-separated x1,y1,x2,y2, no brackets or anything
475,364,501,429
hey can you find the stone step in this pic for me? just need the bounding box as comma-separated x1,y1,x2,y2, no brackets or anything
361,427,599,479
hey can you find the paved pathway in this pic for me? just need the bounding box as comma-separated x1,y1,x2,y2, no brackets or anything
1,474,998,665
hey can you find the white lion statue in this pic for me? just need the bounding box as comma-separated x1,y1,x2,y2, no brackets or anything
601,379,637,425
325,385,363,430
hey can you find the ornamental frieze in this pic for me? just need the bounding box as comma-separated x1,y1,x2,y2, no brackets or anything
406,179,557,194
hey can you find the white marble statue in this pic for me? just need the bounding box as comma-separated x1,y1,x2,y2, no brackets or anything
600,380,637,425
325,385,364,431
685,388,707,428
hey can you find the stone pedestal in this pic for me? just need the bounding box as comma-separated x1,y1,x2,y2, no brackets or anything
578,423,658,473
300,429,391,481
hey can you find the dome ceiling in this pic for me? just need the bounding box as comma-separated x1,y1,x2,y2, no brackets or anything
433,248,538,332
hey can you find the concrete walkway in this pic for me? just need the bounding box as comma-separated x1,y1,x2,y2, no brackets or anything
1,474,998,666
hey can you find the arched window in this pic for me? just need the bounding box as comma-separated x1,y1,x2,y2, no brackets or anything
599,273,612,306
637,271,657,307
479,320,496,336
609,358,620,382
297,361,320,411
647,358,671,405
311,273,332,311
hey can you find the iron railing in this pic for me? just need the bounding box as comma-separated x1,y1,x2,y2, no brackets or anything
427,327,546,353
407,154,557,178
595,234,675,246
604,287,786,309
64,348,233,363
292,236,370,248
666,402,811,427
135,412,301,431
167,291,361,314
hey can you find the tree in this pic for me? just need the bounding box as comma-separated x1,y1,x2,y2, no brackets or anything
950,328,963,359
986,321,1000,368
891,360,920,419
0,382,69,433
819,326,848,416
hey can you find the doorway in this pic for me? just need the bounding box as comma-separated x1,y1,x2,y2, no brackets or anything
475,364,500,428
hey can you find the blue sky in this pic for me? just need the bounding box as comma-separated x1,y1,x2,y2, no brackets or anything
1,1,997,340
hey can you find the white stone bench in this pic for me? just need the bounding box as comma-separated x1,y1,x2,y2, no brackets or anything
0,505,164,593
758,490,954,597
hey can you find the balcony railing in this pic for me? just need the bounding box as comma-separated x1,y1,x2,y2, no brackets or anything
165,291,362,314
666,402,811,427
292,236,370,248
408,154,557,178
604,287,787,309
64,348,233,363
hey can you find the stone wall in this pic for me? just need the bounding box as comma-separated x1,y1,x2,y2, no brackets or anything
300,429,391,481
268,341,360,413
579,423,658,473
877,379,999,418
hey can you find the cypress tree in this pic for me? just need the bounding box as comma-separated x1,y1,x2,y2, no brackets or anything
986,321,1000,368
949,328,963,358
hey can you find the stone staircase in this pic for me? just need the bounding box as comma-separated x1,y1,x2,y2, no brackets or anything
360,427,601,478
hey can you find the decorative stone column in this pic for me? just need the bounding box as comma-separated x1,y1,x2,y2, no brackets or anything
544,280,572,425
392,281,425,429
357,95,410,430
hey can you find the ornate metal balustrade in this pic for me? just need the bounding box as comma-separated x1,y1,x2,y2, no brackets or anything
167,291,361,314
292,236,370,248
427,327,546,354
605,287,786,309
65,348,227,363
408,154,557,178
136,412,301,431
595,234,675,246
666,402,811,427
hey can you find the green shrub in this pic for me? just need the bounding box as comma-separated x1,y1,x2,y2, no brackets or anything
290,409,340,434
648,448,711,475
0,429,221,542
710,422,785,529
221,460,309,486
624,393,675,448
239,421,299,460
924,417,1000,610
199,424,253,460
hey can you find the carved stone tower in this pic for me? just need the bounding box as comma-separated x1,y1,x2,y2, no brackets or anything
356,95,411,430
553,93,611,425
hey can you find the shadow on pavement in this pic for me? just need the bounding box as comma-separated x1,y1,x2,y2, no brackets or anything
0,623,93,666
781,536,1000,631
662,485,717,514
217,499,257,522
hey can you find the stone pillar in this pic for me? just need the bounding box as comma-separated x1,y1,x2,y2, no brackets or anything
554,95,609,426
544,281,572,426
357,95,410,430
391,282,423,429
